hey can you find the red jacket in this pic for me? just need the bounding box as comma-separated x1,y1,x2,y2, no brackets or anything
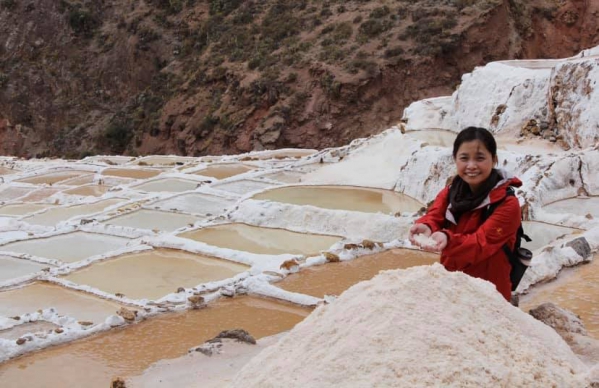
416,176,522,301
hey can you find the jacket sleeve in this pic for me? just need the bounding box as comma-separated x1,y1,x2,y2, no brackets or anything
415,186,449,233
441,195,520,271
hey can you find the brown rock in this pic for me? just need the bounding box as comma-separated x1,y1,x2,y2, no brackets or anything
16,338,26,345
279,259,299,270
324,252,340,263
361,240,376,250
111,377,127,388
116,307,137,322
78,321,94,326
343,243,360,250
54,328,64,334
188,295,206,309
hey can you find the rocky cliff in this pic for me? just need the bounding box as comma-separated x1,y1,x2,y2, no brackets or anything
0,0,598,158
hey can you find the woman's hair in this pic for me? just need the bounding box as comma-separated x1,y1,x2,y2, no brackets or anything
452,126,497,159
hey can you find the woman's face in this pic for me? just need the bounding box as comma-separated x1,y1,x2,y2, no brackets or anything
454,139,497,192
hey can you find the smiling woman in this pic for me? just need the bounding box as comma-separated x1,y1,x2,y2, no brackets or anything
409,127,523,301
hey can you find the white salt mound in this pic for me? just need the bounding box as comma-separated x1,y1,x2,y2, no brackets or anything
231,264,589,387
413,233,437,248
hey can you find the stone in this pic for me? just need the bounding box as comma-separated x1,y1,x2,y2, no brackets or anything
529,302,587,335
361,240,376,250
111,377,127,388
116,307,137,322
16,338,26,345
324,252,340,263
565,237,592,261
216,329,256,344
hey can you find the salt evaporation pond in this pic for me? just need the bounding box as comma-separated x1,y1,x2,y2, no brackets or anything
0,187,33,201
15,171,91,185
62,185,109,197
0,283,125,323
521,253,599,338
0,203,55,217
260,171,305,183
0,256,51,283
0,296,311,388
252,185,424,214
18,188,62,202
102,209,201,232
58,174,96,186
101,168,161,180
132,178,199,193
22,198,124,226
0,166,18,175
151,192,232,215
278,249,438,298
522,221,583,251
403,129,457,147
84,156,134,165
192,164,255,179
62,249,249,300
543,197,599,218
179,223,341,255
211,179,274,195
0,232,130,263
133,156,195,166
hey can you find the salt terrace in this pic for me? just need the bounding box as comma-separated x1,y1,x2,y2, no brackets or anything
1,46,599,387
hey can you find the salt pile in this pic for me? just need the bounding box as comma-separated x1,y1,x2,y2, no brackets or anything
412,233,437,249
231,264,589,387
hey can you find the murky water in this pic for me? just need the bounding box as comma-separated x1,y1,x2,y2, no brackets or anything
520,253,599,338
192,164,255,179
0,256,52,283
0,282,125,323
18,188,62,202
16,171,91,185
103,209,201,232
212,180,274,195
242,149,316,160
151,193,232,215
260,171,305,183
278,248,439,297
0,232,130,263
22,198,124,227
0,321,59,341
0,187,32,201
0,203,55,217
252,185,424,214
62,249,249,300
0,166,19,175
543,197,599,218
179,223,341,255
522,221,583,251
63,185,109,197
57,174,96,186
102,168,161,180
84,156,135,165
132,178,199,193
404,130,457,147
0,296,311,388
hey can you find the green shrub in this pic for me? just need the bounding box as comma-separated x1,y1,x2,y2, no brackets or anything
68,7,100,38
384,46,404,58
210,0,242,16
369,6,390,19
0,72,8,88
0,0,17,11
358,19,392,39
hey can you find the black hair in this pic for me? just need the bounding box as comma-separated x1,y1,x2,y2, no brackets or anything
452,126,497,159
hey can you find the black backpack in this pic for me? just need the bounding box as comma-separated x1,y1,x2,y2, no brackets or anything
481,187,532,291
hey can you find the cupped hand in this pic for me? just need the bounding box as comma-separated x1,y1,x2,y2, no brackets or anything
408,223,432,246
422,231,448,253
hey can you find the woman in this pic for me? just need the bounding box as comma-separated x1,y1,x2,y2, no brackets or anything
408,127,522,301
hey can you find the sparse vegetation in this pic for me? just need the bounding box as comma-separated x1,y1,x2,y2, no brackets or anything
67,6,100,38
0,0,17,11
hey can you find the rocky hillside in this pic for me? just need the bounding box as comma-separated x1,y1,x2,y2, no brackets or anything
0,0,598,158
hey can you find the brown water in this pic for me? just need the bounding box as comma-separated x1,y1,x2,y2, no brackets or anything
252,185,424,214
261,171,305,183
0,256,52,283
57,174,96,186
102,168,161,179
0,166,19,175
543,197,599,218
522,221,583,251
135,156,194,166
62,185,109,197
0,296,311,388
278,248,439,298
179,223,341,255
520,253,599,338
0,283,125,323
0,203,55,217
15,171,91,185
192,164,255,179
22,198,124,227
18,188,62,202
0,187,32,201
132,178,199,193
0,232,130,263
103,209,202,232
0,321,59,341
62,249,249,300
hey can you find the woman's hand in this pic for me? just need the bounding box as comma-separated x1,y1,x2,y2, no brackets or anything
408,223,432,246
422,231,448,253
